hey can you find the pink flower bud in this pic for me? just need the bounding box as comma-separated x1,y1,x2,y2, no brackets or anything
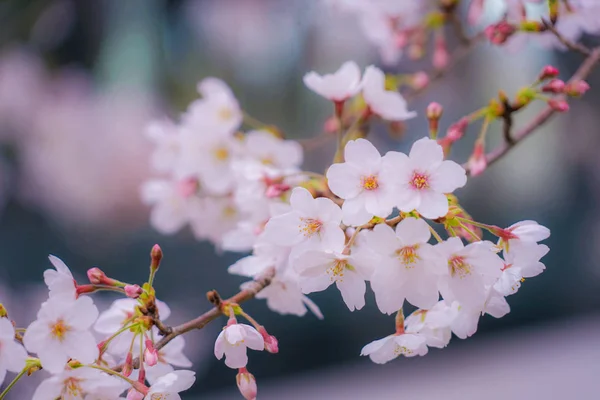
144,339,159,367
236,368,258,400
539,65,559,81
126,389,145,400
468,140,487,177
432,35,449,70
426,102,443,120
176,178,199,198
541,79,565,93
265,183,291,198
125,284,143,299
411,71,429,90
323,116,339,133
258,326,279,354
122,352,133,377
548,99,569,112
564,80,590,97
87,267,107,285
447,117,469,141
485,21,516,45
150,244,162,273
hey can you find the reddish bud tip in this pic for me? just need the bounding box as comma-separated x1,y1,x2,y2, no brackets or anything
541,79,565,94
144,339,159,367
411,71,429,90
87,267,107,285
548,98,570,112
150,244,163,272
323,116,340,134
564,80,590,97
432,36,449,70
125,284,143,299
265,183,291,199
447,117,469,141
485,21,516,45
539,65,559,81
122,353,134,377
237,368,258,400
426,102,444,119
258,326,279,354
468,140,487,176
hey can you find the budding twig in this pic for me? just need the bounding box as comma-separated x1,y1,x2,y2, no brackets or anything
541,18,592,56
466,46,600,174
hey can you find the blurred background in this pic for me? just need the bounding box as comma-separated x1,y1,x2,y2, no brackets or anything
0,0,599,398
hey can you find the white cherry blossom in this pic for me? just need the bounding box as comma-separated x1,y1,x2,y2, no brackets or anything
24,296,99,373
184,77,242,133
405,302,457,349
499,220,551,251
262,187,344,254
294,232,373,311
44,255,77,300
437,238,503,311
145,334,193,384
240,129,303,172
392,137,467,219
144,370,196,400
303,61,362,102
362,66,416,121
32,367,125,400
214,323,264,369
360,332,428,364
368,218,446,313
145,119,181,173
0,317,27,386
495,241,549,296
326,138,401,225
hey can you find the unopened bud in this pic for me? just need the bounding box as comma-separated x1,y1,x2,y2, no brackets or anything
258,326,279,354
541,79,565,93
468,139,487,177
548,98,569,112
411,71,429,91
125,284,143,299
144,339,159,367
323,116,340,134
485,21,516,45
150,244,162,273
539,65,559,81
87,267,107,285
564,80,590,97
265,183,291,198
176,178,199,198
432,35,449,70
426,102,443,120
122,352,133,377
446,117,469,142
236,368,258,400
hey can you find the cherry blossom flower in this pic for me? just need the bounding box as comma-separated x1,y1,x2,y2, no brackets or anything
240,129,303,172
24,296,99,373
495,241,549,296
368,217,446,313
252,273,324,319
0,317,27,386
145,334,193,384
436,238,503,311
184,77,242,133
32,367,126,400
262,187,344,254
360,332,428,364
405,302,458,349
303,61,362,102
361,66,416,121
144,370,196,400
214,323,264,369
326,138,401,225
498,220,551,251
294,232,373,311
44,255,77,300
145,119,181,173
392,137,467,219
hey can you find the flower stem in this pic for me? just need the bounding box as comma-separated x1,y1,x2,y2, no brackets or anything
395,309,405,335
242,111,266,130
0,367,28,399
457,221,482,241
86,364,138,386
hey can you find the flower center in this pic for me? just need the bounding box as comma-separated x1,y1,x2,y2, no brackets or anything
62,378,83,396
151,394,173,400
222,205,238,218
50,319,71,342
213,146,230,161
361,175,379,191
326,260,347,282
410,172,429,190
448,255,471,278
393,344,413,356
299,218,322,237
396,245,420,268
218,107,234,121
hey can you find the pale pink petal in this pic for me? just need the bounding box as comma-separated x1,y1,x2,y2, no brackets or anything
416,190,449,219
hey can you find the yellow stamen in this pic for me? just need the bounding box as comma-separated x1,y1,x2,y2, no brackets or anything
396,245,420,268
448,255,471,278
410,172,429,190
50,319,71,342
361,175,379,191
299,218,322,237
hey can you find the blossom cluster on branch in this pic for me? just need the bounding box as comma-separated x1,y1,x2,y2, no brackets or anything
0,1,599,399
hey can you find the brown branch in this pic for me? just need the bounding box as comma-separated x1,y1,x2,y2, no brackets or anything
465,46,600,174
542,18,591,56
113,268,275,372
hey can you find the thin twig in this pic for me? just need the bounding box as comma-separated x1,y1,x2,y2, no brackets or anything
465,47,600,174
542,18,591,56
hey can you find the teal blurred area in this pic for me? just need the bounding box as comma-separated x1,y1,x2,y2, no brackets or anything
0,0,599,398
